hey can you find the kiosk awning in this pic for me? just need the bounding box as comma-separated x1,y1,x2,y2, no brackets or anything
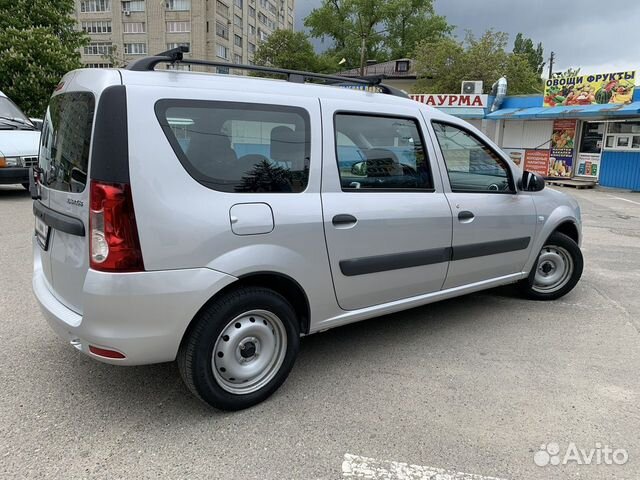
486,102,640,120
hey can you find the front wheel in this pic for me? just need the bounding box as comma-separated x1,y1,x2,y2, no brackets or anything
519,231,583,300
178,287,299,411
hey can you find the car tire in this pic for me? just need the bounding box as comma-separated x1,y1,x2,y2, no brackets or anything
519,231,583,301
178,287,300,411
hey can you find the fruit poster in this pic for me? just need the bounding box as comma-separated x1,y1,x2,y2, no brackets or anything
543,71,636,107
523,150,550,177
549,120,577,177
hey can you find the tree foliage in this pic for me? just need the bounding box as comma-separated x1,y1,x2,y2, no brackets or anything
414,30,543,95
0,0,87,117
254,29,330,72
513,33,545,75
304,0,451,70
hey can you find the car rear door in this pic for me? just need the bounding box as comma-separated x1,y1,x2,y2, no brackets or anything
428,120,537,289
320,98,453,311
34,71,118,314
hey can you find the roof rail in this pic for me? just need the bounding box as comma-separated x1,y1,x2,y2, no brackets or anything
125,47,408,98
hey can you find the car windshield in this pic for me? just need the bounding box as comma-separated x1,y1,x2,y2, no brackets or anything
0,96,33,128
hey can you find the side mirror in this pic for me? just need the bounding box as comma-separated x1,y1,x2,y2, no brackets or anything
520,170,545,192
351,161,367,176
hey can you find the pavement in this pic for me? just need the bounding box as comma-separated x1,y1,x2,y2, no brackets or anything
0,184,638,480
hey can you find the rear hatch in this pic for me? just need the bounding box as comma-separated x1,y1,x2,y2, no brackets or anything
35,70,120,314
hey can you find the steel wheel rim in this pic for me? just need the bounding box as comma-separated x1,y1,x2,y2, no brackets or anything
212,309,287,395
532,245,574,293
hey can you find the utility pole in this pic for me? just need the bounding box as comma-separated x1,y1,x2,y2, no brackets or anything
548,52,555,79
359,35,366,77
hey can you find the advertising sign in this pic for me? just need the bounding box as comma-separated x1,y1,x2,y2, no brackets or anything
576,152,601,177
523,150,550,177
543,71,636,107
410,94,488,108
549,120,577,177
503,148,526,170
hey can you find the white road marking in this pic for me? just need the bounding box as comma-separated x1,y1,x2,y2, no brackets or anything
342,454,509,480
606,195,640,206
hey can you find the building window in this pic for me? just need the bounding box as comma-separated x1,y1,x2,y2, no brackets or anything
233,53,242,64
216,0,229,17
81,21,112,34
167,64,191,71
216,21,229,39
217,66,230,74
80,0,110,12
84,63,112,68
395,60,410,72
234,14,243,27
167,21,191,33
604,122,640,151
124,43,147,55
258,29,269,42
122,0,145,12
217,45,229,59
84,42,112,55
234,34,242,48
167,42,190,51
257,12,275,29
123,22,145,33
248,42,255,54
166,0,190,11
248,5,255,17
234,0,242,8
248,24,255,35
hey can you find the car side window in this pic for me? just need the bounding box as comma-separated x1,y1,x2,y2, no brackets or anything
156,100,310,193
335,113,433,191
432,122,514,193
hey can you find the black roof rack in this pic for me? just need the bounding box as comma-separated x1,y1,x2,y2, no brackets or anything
125,46,408,99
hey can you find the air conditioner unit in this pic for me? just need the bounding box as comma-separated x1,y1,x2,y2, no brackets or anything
461,81,483,94
123,10,131,15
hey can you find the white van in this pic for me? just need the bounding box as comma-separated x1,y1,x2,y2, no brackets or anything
0,91,40,188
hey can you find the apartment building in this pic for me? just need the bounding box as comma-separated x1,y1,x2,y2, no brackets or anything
74,0,295,69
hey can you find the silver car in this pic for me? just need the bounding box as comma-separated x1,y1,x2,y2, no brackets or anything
32,51,583,410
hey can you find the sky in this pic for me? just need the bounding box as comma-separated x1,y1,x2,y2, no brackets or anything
294,0,639,77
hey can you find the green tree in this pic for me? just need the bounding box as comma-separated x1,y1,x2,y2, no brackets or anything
254,29,330,72
414,30,543,95
0,0,87,117
513,33,545,75
385,0,452,59
304,0,451,75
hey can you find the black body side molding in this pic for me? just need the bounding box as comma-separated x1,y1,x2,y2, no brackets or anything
340,247,452,277
339,237,531,277
33,201,85,237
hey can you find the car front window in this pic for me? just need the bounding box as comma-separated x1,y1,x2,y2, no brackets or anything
0,97,31,123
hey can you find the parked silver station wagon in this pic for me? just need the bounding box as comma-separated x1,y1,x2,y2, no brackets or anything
32,49,583,410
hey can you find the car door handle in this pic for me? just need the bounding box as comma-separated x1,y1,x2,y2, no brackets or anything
458,210,475,222
332,214,358,227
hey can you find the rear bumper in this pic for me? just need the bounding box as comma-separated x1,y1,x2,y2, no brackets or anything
33,241,237,365
0,167,29,184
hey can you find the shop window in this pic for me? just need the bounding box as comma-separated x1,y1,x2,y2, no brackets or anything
604,122,640,151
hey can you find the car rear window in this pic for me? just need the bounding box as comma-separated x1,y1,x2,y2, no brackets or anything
155,100,310,193
39,92,95,193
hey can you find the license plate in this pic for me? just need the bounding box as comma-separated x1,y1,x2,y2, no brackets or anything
35,216,50,250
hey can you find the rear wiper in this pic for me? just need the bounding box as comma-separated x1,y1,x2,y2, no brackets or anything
0,116,36,130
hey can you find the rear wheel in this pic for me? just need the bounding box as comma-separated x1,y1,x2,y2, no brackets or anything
178,287,299,411
520,231,583,300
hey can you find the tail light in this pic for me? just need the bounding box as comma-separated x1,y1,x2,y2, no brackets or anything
89,180,144,272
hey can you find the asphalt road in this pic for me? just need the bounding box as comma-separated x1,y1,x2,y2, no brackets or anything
1,184,639,479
